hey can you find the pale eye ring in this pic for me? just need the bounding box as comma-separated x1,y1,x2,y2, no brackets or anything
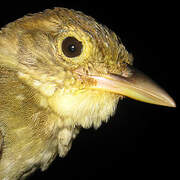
62,37,83,58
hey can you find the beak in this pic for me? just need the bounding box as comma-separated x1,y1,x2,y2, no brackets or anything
89,65,176,107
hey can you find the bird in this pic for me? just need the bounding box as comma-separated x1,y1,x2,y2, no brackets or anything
0,7,176,179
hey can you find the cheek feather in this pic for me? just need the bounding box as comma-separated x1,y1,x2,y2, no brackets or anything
48,89,120,128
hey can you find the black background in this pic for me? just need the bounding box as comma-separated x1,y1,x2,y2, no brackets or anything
0,0,179,179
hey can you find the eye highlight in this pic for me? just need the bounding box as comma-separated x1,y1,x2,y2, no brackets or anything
62,37,83,58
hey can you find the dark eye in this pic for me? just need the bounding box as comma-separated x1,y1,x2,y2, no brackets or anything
62,37,83,58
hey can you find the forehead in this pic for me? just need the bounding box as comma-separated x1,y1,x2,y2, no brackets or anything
55,8,110,37
55,8,120,46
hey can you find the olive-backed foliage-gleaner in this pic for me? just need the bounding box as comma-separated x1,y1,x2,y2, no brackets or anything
0,7,175,179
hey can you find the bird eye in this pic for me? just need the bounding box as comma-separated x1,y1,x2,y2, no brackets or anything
62,37,83,58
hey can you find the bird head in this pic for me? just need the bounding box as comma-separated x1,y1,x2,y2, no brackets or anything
0,8,175,129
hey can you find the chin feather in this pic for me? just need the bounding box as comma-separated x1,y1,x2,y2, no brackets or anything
48,89,121,129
